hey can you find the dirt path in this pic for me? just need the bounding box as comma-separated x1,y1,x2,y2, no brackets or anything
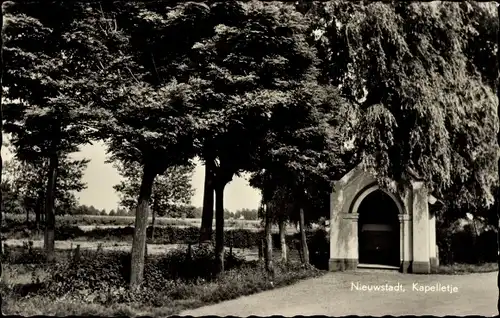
179,270,498,316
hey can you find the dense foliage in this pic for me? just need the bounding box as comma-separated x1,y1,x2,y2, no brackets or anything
113,160,194,216
2,1,129,260
308,2,498,214
2,156,89,217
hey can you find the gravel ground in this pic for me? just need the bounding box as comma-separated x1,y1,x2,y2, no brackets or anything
180,270,498,316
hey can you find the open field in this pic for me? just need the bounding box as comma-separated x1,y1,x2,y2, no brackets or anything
3,239,263,261
4,213,298,237
76,224,298,235
4,213,263,228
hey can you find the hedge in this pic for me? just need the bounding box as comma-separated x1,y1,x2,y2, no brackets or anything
2,213,260,228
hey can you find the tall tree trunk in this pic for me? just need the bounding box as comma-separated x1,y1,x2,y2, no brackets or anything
151,193,157,241
497,4,500,313
35,192,43,234
200,158,215,243
25,207,29,225
0,0,4,256
214,182,226,274
279,218,287,262
264,203,274,281
44,153,59,263
130,163,157,290
299,207,309,266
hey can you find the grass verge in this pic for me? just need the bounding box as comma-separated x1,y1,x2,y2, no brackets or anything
1,245,324,317
436,262,498,274
2,261,323,316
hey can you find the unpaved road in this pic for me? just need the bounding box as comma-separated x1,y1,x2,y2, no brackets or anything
180,270,497,316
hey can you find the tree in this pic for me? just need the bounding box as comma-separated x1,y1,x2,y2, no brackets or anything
188,1,328,274
308,2,497,204
496,2,500,315
223,209,234,220
250,81,356,268
1,159,24,215
199,161,215,242
99,80,198,288
234,208,258,220
3,154,89,227
306,2,498,279
3,2,126,261
264,186,295,263
53,156,89,215
113,160,194,239
86,1,209,288
0,1,6,257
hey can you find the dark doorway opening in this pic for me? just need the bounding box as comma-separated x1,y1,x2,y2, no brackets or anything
358,189,400,267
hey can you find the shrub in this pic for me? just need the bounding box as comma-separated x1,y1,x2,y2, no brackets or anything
307,228,329,270
475,229,497,263
225,229,261,249
2,242,49,264
450,225,476,264
4,249,322,315
54,225,87,240
148,226,200,244
437,219,498,265
43,250,131,297
155,244,246,282
40,245,247,304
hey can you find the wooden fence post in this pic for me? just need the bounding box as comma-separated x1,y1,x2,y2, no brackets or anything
229,231,233,257
258,238,263,261
73,244,81,263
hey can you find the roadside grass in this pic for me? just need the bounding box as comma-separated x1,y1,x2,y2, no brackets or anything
1,264,49,285
1,249,323,317
436,262,498,275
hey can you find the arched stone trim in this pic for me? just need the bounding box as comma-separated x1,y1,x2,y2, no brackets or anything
349,182,406,215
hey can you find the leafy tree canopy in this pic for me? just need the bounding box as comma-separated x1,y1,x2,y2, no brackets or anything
2,155,89,214
3,2,127,160
309,2,498,215
113,160,195,215
186,1,326,185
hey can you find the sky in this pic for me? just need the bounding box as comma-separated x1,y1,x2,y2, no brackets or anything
2,140,262,213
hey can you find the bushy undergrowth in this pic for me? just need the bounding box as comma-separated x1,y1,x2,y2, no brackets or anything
2,241,47,264
3,258,321,316
437,223,498,265
41,246,246,300
1,245,321,313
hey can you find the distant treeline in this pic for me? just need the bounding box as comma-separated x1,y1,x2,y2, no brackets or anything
7,203,260,220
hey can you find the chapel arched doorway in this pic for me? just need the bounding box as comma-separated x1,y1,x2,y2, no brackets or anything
357,189,400,267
